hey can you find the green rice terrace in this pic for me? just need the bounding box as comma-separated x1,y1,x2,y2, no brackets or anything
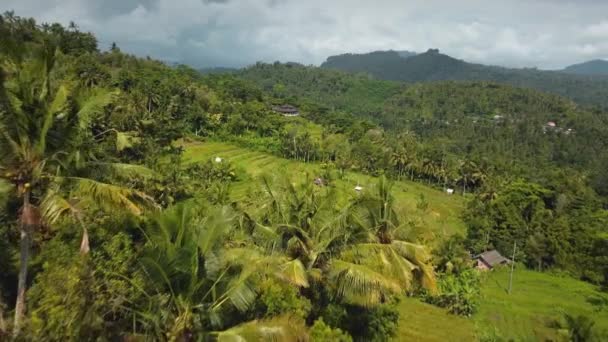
182,140,467,240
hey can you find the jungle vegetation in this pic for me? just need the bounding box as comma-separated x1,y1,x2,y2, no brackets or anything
1,11,607,341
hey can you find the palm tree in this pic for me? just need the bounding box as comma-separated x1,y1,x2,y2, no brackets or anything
342,176,437,301
134,202,304,341
250,175,349,270
249,175,436,308
0,37,154,335
420,158,437,184
390,148,409,179
458,159,486,195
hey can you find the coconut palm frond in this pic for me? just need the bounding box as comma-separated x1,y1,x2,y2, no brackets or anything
115,131,140,152
76,88,117,129
328,259,401,307
391,240,437,292
87,162,158,180
0,122,25,161
39,190,76,224
341,243,417,291
253,222,280,244
275,259,309,288
391,240,433,264
224,278,257,313
139,256,176,299
37,81,69,155
63,176,156,216
223,248,309,288
215,315,308,342
197,206,235,256
0,180,11,207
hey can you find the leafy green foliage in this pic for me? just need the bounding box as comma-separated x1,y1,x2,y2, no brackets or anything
2,9,608,342
465,180,608,284
310,318,352,342
342,302,400,342
27,231,142,340
253,278,311,319
425,269,481,316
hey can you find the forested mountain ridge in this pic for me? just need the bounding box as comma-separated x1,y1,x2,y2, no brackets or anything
562,59,608,76
321,49,608,109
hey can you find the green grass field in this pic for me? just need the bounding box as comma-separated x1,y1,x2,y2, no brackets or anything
182,141,608,342
182,140,467,239
475,267,608,341
396,297,476,341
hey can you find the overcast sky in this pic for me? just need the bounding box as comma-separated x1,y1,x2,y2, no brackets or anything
3,0,608,69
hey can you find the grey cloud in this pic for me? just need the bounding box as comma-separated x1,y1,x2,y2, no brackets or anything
202,0,230,4
2,0,608,69
87,0,160,19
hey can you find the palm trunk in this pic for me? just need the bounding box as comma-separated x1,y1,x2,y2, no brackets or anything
13,190,32,336
80,226,90,255
0,289,6,336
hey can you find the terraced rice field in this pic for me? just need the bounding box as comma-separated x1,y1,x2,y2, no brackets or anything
477,267,608,341
182,140,467,238
396,297,476,341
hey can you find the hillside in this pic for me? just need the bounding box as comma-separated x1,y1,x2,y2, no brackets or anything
180,140,467,239
238,62,403,117
321,49,608,109
239,63,608,193
562,59,608,76
476,267,608,341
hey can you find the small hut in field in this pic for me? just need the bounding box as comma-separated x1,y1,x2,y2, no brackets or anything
474,250,510,271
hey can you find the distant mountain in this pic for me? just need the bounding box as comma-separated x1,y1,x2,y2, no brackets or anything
561,59,608,76
396,50,417,58
321,49,608,108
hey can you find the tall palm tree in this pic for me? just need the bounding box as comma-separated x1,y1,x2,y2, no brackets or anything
135,202,305,341
390,148,409,179
342,176,437,302
458,159,486,195
420,158,437,184
249,175,436,308
0,37,154,335
253,175,357,273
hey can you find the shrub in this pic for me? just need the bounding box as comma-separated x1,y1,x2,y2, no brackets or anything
310,318,352,342
335,302,400,342
253,278,311,320
427,269,480,316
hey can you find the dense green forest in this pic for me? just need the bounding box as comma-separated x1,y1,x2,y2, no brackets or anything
563,59,608,76
321,49,608,109
1,11,607,341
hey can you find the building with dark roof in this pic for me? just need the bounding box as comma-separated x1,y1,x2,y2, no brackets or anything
273,105,299,116
475,250,510,270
